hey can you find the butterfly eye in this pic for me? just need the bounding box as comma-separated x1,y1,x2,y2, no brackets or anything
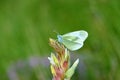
57,35,63,43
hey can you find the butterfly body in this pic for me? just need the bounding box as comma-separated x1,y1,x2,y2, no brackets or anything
57,35,63,43
57,30,88,51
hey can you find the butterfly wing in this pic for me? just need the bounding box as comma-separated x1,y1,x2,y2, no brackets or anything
62,30,88,42
62,38,83,51
61,30,88,51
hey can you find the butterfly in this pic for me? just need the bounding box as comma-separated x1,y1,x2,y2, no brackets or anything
57,30,88,51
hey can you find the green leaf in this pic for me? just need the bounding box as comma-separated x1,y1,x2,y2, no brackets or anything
65,59,79,79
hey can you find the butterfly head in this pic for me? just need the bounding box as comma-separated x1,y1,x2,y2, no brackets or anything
57,35,63,43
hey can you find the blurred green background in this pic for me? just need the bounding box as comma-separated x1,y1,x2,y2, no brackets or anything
0,0,120,80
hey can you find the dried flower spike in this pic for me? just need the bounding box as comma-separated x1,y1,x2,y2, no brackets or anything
48,38,79,80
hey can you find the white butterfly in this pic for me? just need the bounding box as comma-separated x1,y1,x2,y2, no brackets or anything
57,30,88,51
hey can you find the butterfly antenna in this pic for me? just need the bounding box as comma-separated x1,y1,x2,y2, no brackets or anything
53,30,59,35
